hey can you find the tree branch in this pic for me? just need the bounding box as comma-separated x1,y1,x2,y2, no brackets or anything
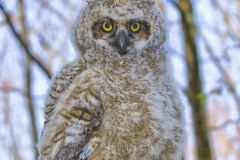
0,86,26,97
209,118,240,131
201,34,240,115
170,0,212,159
0,2,52,79
18,0,39,159
39,0,67,22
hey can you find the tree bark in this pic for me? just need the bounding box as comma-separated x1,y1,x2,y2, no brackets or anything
172,0,213,159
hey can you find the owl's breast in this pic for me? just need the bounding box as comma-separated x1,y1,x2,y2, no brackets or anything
81,68,184,159
86,71,159,159
91,97,158,159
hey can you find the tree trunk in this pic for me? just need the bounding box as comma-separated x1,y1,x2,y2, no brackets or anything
175,0,212,159
19,0,39,159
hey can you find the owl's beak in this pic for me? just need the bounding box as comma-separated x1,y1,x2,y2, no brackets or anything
114,30,129,55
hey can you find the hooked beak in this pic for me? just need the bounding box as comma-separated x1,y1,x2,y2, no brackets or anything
114,30,129,55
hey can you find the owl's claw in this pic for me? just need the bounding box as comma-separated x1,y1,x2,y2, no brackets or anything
79,145,91,160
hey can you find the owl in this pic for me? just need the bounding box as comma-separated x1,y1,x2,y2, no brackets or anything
38,0,185,160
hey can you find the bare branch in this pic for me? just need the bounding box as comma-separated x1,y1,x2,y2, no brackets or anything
201,34,240,115
1,89,22,160
0,86,26,97
209,118,240,131
0,3,52,79
0,86,45,100
39,0,67,22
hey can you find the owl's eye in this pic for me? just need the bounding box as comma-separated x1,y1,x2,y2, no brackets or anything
102,21,113,32
130,21,141,33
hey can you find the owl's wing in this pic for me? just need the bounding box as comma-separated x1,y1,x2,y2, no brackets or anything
43,60,84,126
38,60,103,159
54,99,103,160
39,90,103,160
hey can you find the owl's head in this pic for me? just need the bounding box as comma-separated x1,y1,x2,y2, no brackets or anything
73,0,166,58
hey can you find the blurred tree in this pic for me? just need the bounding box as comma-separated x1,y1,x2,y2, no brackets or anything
18,0,38,159
170,0,212,159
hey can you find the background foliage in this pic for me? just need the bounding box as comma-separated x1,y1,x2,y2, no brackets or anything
0,0,239,160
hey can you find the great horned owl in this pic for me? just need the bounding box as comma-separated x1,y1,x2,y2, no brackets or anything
38,0,185,160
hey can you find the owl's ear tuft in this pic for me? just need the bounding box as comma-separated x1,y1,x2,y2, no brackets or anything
86,0,99,8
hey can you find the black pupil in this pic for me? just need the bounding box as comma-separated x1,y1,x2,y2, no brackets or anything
105,23,111,28
133,23,139,29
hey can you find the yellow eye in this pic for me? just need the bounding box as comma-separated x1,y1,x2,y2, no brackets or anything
102,21,113,32
130,21,141,33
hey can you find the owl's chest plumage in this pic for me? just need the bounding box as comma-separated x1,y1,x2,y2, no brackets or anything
78,67,169,160
38,58,184,160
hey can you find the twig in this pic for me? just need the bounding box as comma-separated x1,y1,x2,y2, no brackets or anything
1,91,22,160
0,86,26,97
39,0,67,22
0,3,52,79
209,118,240,131
201,34,240,115
0,86,46,100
